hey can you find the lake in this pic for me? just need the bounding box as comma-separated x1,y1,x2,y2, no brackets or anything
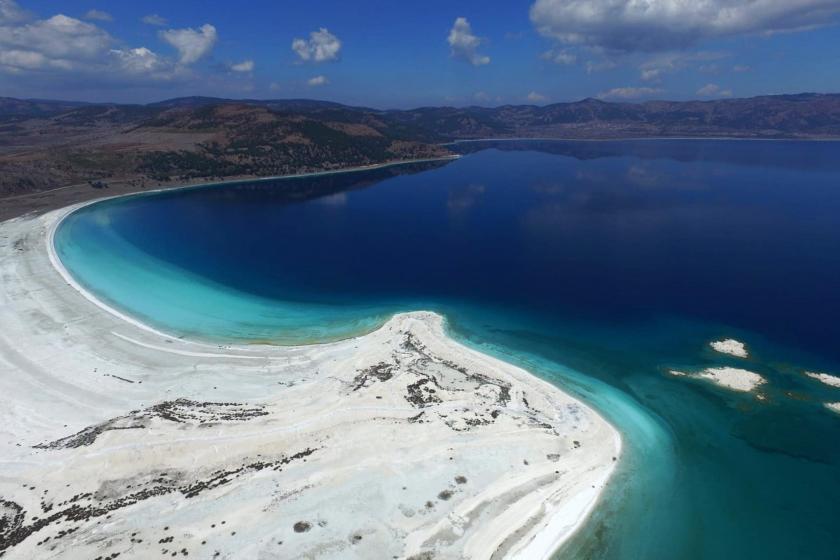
55,140,840,559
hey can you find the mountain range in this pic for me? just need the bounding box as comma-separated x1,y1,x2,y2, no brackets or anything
1,93,839,200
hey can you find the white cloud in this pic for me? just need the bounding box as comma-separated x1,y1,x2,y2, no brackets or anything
472,91,502,104
307,74,328,86
230,59,254,72
530,0,840,52
110,47,164,74
448,17,490,66
142,14,167,27
0,49,47,71
0,13,112,71
733,64,751,73
292,28,341,62
598,86,663,100
641,68,662,82
586,58,617,74
540,48,576,65
527,91,548,102
84,9,112,22
640,51,728,82
159,24,217,65
0,2,188,84
0,0,28,24
0,2,250,96
696,83,732,97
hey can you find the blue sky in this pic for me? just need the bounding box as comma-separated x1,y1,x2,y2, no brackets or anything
2,0,840,107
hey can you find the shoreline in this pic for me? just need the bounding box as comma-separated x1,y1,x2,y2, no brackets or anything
0,154,461,222
442,136,840,145
47,189,623,556
45,165,623,556
1,202,622,558
47,203,186,344
7,134,837,221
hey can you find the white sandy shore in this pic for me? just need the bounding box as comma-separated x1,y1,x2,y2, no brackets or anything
670,367,766,392
805,371,840,388
709,339,749,358
0,206,621,559
825,403,840,414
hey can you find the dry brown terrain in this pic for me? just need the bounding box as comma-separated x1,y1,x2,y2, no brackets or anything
2,92,840,220
0,102,450,219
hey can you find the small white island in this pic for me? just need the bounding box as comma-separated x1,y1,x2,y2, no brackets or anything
710,339,749,358
670,366,766,392
805,371,840,388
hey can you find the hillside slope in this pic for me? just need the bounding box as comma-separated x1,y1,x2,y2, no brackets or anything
1,93,839,198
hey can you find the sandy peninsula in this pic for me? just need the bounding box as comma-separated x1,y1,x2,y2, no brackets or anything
0,206,621,559
709,339,749,358
670,367,766,392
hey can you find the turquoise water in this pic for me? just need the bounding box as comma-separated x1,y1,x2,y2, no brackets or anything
55,141,840,558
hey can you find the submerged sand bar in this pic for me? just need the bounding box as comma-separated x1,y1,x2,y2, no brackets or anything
0,206,621,559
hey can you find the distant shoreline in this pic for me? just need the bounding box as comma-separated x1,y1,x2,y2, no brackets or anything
7,133,840,222
0,154,460,222
442,135,840,145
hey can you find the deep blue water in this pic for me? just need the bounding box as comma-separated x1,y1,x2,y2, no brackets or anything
55,140,840,559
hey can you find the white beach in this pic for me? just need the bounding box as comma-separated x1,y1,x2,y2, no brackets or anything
710,339,749,358
0,206,621,559
670,367,766,392
825,402,840,414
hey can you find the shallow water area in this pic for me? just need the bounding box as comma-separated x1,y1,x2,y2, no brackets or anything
55,140,840,559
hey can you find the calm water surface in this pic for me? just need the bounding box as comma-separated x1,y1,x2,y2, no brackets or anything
56,140,840,559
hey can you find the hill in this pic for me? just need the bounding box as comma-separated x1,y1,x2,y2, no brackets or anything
1,92,839,203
